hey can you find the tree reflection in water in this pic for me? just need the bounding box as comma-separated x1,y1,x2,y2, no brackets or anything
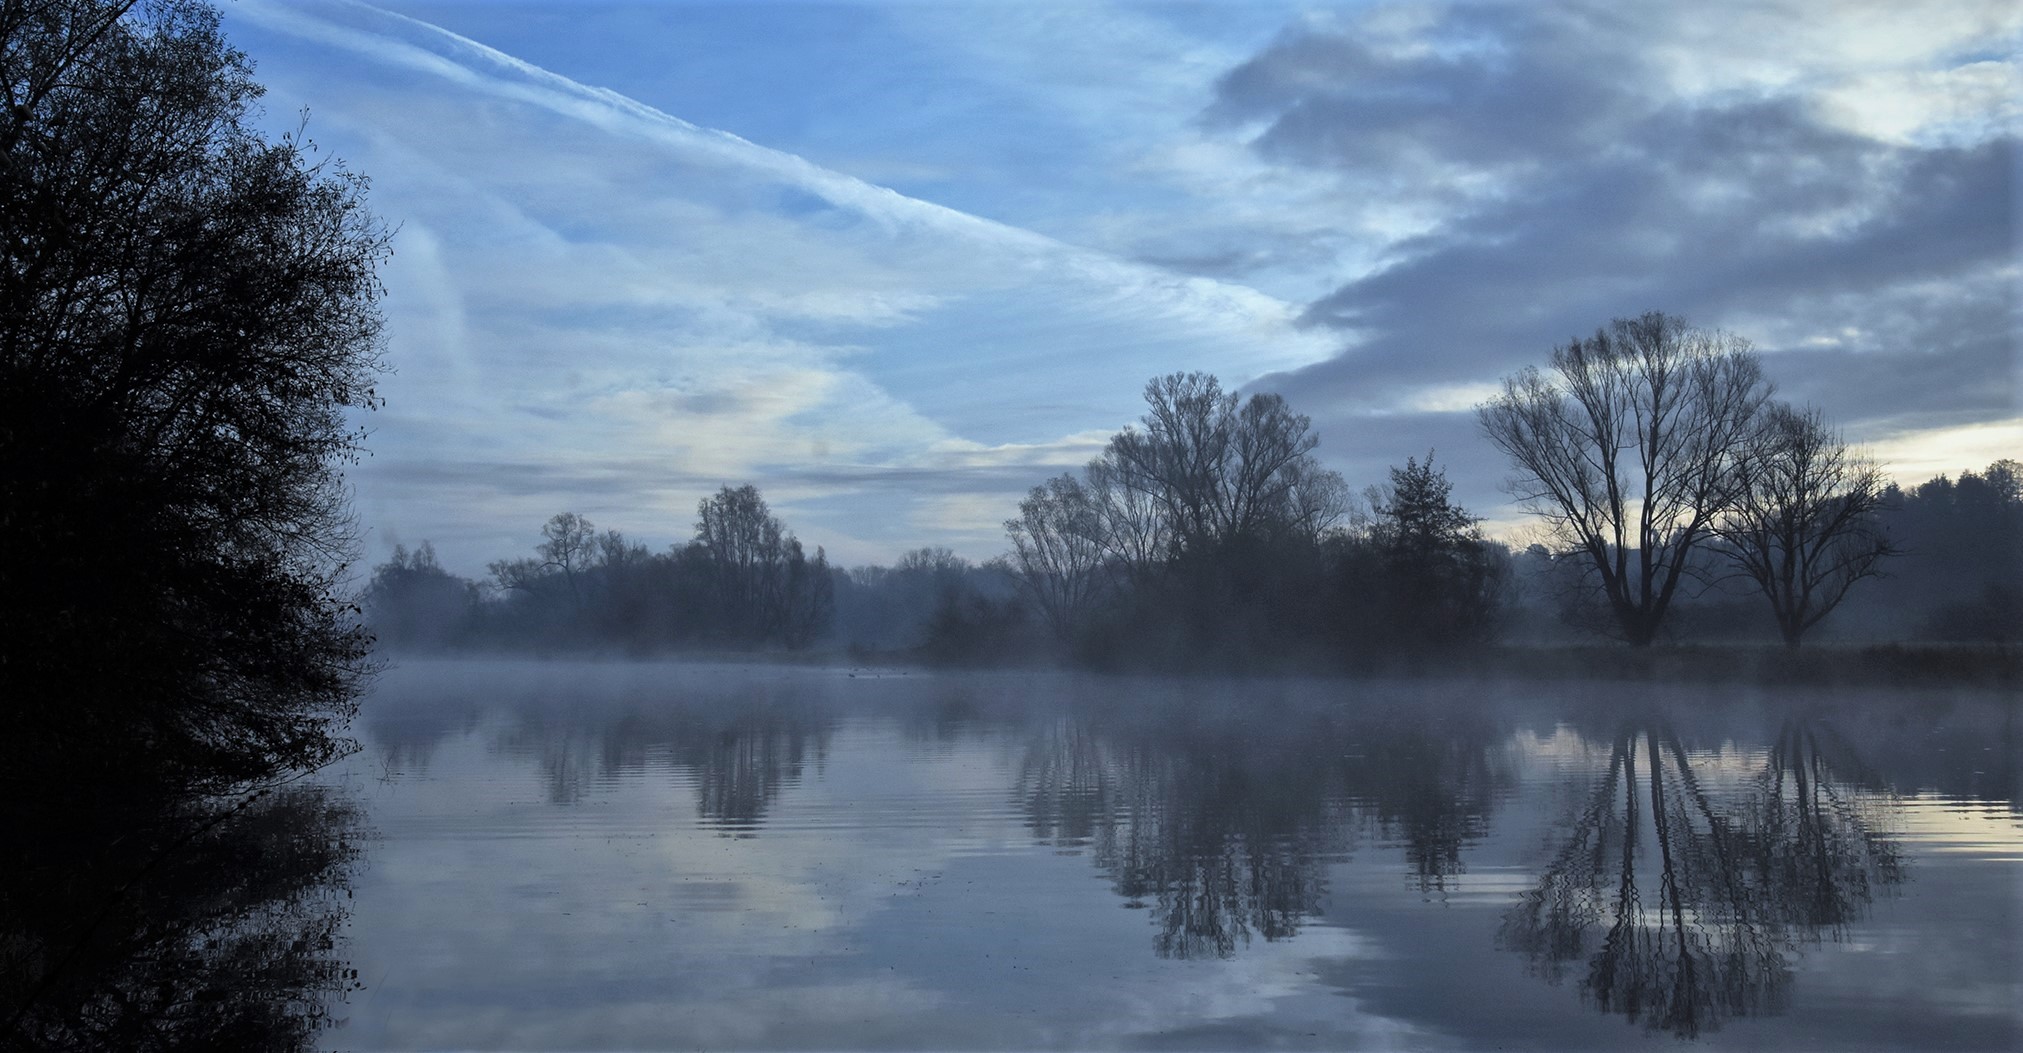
495,691,833,831
1500,714,1903,1038
1351,713,1505,892
1016,697,1508,959
691,709,826,829
1,788,363,1052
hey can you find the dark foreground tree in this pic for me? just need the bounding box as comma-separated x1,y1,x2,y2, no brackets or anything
0,0,390,794
1479,313,1768,645
2,786,364,1051
1715,404,1894,647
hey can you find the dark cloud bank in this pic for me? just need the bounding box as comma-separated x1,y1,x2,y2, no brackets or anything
1203,3,2014,500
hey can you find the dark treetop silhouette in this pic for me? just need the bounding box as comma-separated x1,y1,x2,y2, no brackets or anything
2,3,385,1047
0,0,390,796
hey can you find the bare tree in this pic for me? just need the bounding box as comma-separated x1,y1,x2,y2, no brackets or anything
696,485,787,640
540,512,595,608
1225,391,1325,539
1479,313,1769,645
1276,454,1353,542
1715,404,1894,647
1084,449,1169,587
1005,474,1108,644
1105,372,1340,553
693,484,830,647
593,528,648,571
487,511,594,605
1108,372,1235,551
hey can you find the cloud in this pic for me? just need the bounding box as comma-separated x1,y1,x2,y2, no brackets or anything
1208,1,2016,513
231,0,2014,562
228,0,1341,570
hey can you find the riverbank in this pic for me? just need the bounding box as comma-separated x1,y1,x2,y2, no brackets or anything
1431,642,2020,689
374,640,2021,690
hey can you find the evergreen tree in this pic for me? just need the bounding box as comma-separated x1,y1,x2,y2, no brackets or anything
1367,455,1503,649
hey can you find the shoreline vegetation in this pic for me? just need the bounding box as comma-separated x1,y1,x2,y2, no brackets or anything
366,434,2022,684
375,642,2023,691
366,366,2019,684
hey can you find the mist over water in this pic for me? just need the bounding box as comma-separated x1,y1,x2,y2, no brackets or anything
316,660,2018,1050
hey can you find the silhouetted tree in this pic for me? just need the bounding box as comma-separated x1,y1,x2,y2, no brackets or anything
1365,453,1503,649
1020,372,1349,669
363,542,475,650
1480,313,1769,645
1106,372,1341,553
696,486,786,640
1715,405,1894,647
486,514,598,645
537,511,595,610
692,485,831,648
1,0,389,793
1083,450,1170,589
1004,474,1108,645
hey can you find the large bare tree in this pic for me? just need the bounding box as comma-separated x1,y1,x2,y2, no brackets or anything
1715,404,1894,647
1105,372,1341,554
1479,313,1769,645
1004,474,1108,645
1083,451,1170,587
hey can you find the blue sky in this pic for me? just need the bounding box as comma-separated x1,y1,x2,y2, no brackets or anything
220,0,2019,573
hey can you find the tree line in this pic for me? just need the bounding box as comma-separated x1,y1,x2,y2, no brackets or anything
365,376,1505,668
996,371,1501,668
365,485,1031,659
368,485,834,653
371,316,2018,665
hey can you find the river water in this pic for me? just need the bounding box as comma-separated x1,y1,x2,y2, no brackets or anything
322,658,2018,1050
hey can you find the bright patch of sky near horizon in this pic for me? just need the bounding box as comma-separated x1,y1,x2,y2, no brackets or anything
224,0,2019,573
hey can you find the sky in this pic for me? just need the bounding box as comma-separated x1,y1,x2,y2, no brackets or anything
219,0,2020,573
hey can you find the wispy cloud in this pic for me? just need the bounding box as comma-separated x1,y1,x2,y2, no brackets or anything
231,0,2014,566
231,0,1338,570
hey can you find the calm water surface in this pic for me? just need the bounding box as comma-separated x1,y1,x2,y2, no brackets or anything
326,659,2020,1050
